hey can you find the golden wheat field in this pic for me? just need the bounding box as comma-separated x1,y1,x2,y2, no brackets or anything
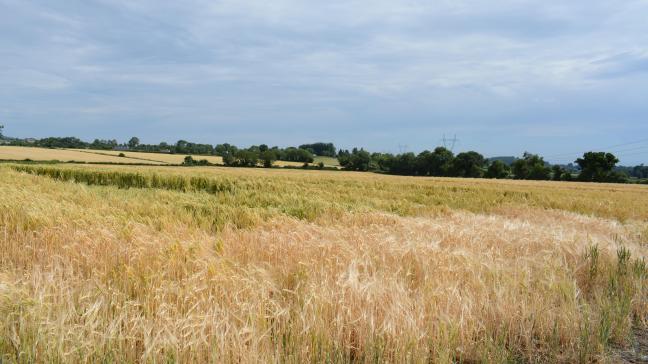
1,163,647,363
0,146,164,164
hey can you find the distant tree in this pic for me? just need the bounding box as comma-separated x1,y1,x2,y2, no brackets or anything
512,152,551,180
247,145,261,154
215,143,238,157
281,148,314,163
128,137,140,149
388,153,417,175
350,149,371,171
222,151,236,166
451,151,486,178
485,160,511,179
430,147,454,176
339,148,371,171
299,142,336,157
377,149,451,176
38,137,88,149
370,152,394,172
260,150,277,168
551,165,562,181
561,171,573,182
175,140,189,154
0,124,4,139
576,152,626,183
259,144,269,153
90,139,118,150
337,150,351,167
173,140,213,155
631,164,648,179
236,150,259,167
183,156,195,165
551,165,570,181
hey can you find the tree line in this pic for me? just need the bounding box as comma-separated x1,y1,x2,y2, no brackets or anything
338,147,638,183
5,136,319,165
2,133,646,183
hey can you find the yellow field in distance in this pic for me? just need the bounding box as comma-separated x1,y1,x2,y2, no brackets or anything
0,146,340,167
67,148,224,165
0,146,163,164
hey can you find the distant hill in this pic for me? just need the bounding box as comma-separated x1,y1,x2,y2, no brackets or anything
488,156,518,165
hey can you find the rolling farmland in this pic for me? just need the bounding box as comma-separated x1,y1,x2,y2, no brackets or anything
0,146,340,168
1,163,647,363
0,146,163,164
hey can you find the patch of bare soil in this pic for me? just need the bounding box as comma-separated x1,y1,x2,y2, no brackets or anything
612,327,648,363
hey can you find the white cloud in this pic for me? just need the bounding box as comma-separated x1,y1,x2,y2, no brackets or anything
1,0,647,164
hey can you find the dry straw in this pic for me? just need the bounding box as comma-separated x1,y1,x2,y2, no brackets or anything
1,164,647,363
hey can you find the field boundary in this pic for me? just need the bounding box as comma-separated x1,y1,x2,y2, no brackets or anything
64,148,172,164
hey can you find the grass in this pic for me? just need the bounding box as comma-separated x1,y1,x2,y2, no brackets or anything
1,163,647,363
314,155,340,167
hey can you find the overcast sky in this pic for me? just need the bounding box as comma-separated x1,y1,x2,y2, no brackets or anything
1,0,648,164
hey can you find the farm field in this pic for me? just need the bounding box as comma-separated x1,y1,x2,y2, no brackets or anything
1,163,647,363
80,149,339,167
313,155,341,166
0,146,339,168
67,148,225,165
0,146,163,164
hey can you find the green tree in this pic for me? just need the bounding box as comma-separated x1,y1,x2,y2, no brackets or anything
389,153,417,175
222,151,236,166
234,150,259,167
281,148,314,163
512,152,551,180
128,137,140,149
183,156,195,166
341,149,372,171
485,160,510,179
215,143,238,157
299,142,336,157
415,147,454,176
0,124,4,139
370,153,394,172
451,151,486,178
551,165,566,181
430,147,454,176
576,152,626,183
260,150,277,168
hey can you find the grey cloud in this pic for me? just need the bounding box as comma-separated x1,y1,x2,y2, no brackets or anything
1,0,647,164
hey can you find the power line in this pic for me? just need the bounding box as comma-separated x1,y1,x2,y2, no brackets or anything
610,150,648,158
544,137,648,159
441,134,459,152
607,144,648,154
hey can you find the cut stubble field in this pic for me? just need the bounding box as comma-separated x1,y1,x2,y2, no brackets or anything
1,163,647,363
